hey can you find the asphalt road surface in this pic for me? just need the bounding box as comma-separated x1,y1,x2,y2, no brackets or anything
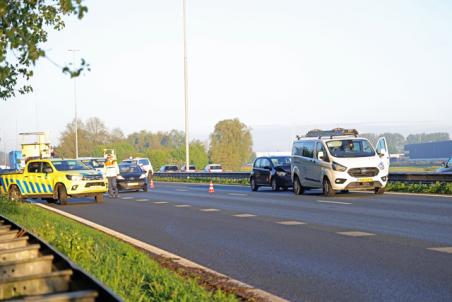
46,182,452,302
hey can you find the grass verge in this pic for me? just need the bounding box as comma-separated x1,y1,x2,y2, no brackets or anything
0,198,239,302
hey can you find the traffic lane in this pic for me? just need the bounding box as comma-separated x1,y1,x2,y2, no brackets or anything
48,197,452,302
127,186,452,245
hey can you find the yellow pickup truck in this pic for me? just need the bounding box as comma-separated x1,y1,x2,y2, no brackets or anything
0,158,107,204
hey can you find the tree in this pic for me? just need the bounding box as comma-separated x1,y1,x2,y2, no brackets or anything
56,118,90,157
379,133,405,154
85,117,109,146
360,133,378,146
406,133,450,144
0,0,88,100
209,118,253,171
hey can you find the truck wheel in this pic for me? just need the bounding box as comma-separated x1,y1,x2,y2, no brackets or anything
271,178,280,192
43,198,56,204
250,177,258,192
95,194,104,203
57,185,68,205
323,178,336,197
293,176,304,195
374,187,385,195
8,185,23,201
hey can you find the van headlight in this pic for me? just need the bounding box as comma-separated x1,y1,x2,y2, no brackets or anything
66,175,83,181
378,162,385,170
332,162,347,172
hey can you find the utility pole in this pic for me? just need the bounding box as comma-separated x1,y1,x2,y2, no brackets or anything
183,0,190,171
68,49,80,158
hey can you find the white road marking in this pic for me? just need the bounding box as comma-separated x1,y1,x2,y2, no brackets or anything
174,204,191,208
176,189,188,192
277,221,306,225
427,247,452,254
136,199,149,202
121,197,134,200
317,200,352,205
233,214,256,218
153,201,168,204
337,231,375,237
200,208,219,212
228,193,248,197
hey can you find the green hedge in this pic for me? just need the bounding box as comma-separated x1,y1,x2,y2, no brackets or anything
386,182,452,195
0,199,238,302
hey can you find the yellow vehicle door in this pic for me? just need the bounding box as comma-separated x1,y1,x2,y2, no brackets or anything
24,161,53,196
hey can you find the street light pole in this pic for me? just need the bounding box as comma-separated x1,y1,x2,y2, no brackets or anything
183,0,190,171
68,49,80,158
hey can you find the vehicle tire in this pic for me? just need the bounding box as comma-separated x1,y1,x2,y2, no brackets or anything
293,176,304,195
271,178,280,192
374,187,385,195
95,194,104,203
323,178,336,197
43,198,56,203
8,185,23,201
340,190,349,194
57,184,68,205
250,178,259,192
143,185,148,192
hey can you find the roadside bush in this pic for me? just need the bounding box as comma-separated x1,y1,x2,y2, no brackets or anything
386,182,452,195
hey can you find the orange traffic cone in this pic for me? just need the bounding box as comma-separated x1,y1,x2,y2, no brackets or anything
208,180,215,193
150,179,155,189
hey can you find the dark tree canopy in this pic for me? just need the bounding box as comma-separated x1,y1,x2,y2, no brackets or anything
0,0,88,100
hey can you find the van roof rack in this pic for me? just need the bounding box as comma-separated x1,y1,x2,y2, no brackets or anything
304,128,359,139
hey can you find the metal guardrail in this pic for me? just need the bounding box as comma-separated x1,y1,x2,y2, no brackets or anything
154,172,452,184
0,215,123,301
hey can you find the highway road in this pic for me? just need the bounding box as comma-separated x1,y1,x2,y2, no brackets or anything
46,182,452,302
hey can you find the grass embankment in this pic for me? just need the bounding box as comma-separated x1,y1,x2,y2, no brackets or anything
386,182,452,195
154,176,249,186
0,199,238,302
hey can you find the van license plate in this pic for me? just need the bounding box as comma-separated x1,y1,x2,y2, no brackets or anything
128,182,139,186
358,178,373,183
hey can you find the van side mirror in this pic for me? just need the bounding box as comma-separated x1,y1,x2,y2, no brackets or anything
317,151,324,160
379,149,386,157
443,162,448,168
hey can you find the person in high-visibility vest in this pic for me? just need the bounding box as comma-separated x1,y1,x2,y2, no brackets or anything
105,155,120,198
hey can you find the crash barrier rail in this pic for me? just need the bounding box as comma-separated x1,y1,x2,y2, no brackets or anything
0,215,123,302
154,172,452,184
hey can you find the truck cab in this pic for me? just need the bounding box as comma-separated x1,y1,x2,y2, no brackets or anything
0,159,107,204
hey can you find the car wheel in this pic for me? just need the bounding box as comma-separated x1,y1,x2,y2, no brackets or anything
374,187,385,195
95,194,104,203
323,178,335,197
293,176,304,195
57,184,68,205
8,185,23,201
250,178,258,192
271,178,280,192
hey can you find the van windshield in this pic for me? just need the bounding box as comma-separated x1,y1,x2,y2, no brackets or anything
326,139,375,158
52,160,90,171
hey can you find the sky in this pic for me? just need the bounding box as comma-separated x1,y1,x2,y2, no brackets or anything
1,0,452,152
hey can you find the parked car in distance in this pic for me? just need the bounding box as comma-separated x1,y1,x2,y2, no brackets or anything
121,158,154,178
159,165,179,173
204,164,223,173
291,128,390,196
117,164,148,192
181,164,196,172
250,156,292,192
437,157,452,173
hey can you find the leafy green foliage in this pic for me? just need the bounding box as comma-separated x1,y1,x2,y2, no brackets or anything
0,200,238,302
209,119,253,171
386,182,452,195
0,0,88,100
406,133,450,144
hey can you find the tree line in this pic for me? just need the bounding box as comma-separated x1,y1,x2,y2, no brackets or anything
56,117,253,171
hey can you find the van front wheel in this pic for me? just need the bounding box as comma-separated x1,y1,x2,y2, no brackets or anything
374,187,385,195
323,178,336,197
293,176,304,195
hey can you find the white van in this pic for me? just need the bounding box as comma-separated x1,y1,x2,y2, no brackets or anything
291,128,389,196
